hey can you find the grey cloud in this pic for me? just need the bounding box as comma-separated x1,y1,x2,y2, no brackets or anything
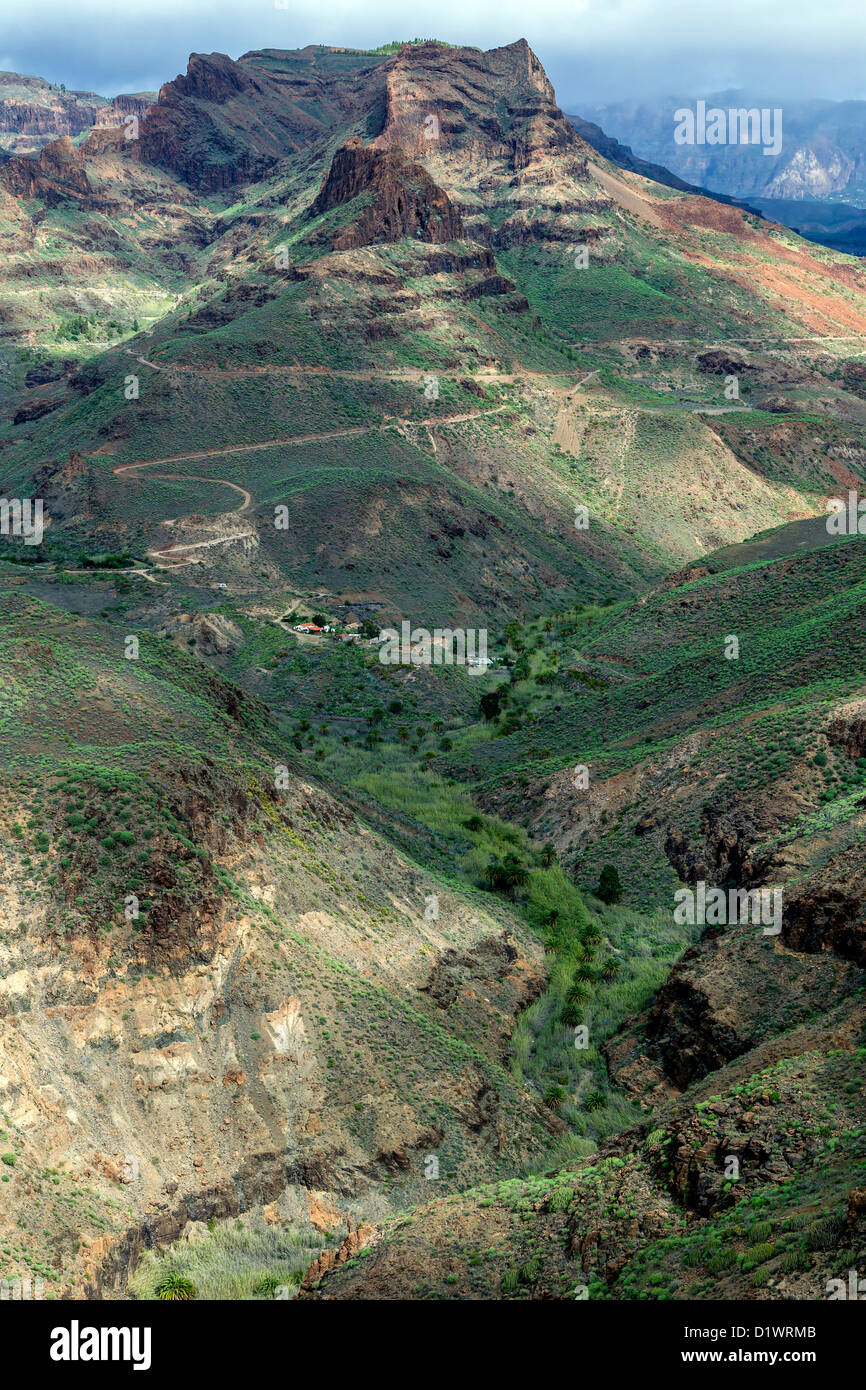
2,0,864,106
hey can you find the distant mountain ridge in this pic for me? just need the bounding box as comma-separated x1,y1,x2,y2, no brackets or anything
566,111,761,212
0,70,155,156
579,91,866,206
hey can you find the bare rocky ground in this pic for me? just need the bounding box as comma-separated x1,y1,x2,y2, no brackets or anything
0,764,553,1297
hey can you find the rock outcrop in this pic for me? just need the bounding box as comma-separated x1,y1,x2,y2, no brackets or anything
0,136,92,203
310,137,463,248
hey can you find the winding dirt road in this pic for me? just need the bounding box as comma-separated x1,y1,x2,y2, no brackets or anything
109,404,511,566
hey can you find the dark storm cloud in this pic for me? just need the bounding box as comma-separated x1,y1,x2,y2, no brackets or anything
3,0,864,104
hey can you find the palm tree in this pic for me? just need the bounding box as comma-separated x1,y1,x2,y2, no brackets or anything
483,852,529,899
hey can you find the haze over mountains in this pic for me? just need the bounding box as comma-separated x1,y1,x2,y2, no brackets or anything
1,37,866,1305
580,94,866,204
579,93,866,254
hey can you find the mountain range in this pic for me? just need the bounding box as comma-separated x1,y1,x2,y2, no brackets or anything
577,92,866,254
1,37,865,1303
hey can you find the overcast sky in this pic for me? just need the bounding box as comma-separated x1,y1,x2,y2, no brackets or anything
2,0,865,107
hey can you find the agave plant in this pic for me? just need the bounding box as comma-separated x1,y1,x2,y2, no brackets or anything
543,1083,567,1110
155,1268,197,1301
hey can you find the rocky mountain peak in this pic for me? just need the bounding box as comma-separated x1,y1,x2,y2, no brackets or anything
373,38,579,170
168,51,260,104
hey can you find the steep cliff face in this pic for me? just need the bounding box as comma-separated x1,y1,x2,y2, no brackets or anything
763,142,857,199
136,55,269,191
136,48,387,192
310,137,464,248
616,926,863,1092
371,38,577,168
0,135,92,203
781,850,866,967
361,41,607,258
0,764,550,1296
171,51,260,104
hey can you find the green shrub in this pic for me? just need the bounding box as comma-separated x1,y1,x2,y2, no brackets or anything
742,1242,776,1271
253,1273,283,1297
781,1248,811,1274
806,1218,840,1251
597,865,623,905
155,1269,197,1301
748,1220,774,1245
547,1186,574,1212
543,1084,567,1110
